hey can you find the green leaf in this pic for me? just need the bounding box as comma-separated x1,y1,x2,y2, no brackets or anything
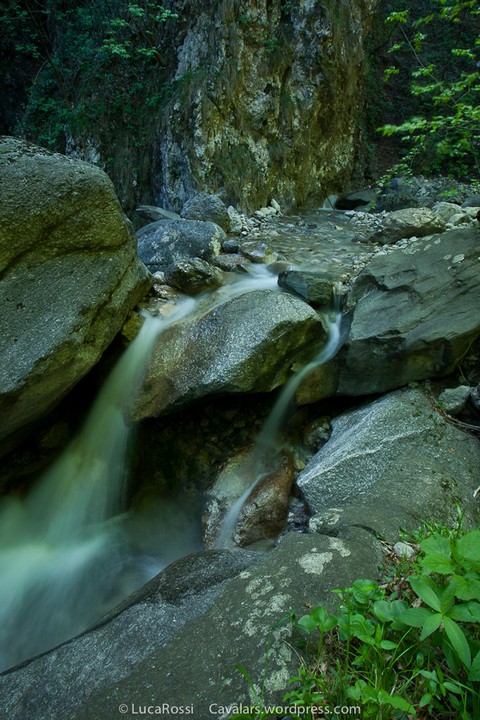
448,603,476,622
398,607,435,627
468,650,480,682
373,599,408,623
443,617,472,669
455,530,480,571
409,576,442,611
377,690,415,711
310,605,338,632
380,640,398,650
421,552,455,575
420,612,443,640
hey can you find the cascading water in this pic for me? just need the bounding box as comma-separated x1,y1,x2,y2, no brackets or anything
0,299,196,672
0,267,280,672
215,290,344,549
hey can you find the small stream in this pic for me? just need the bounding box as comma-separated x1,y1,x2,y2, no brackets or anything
0,220,348,672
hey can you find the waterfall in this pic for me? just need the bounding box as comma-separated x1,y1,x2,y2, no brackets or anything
0,299,195,672
215,293,344,549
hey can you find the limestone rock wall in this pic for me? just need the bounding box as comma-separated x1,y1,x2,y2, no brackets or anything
152,0,375,212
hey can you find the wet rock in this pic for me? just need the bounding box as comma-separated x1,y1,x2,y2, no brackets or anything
302,416,332,452
278,269,335,306
298,388,480,541
165,258,224,294
133,289,326,419
297,227,480,401
180,193,231,233
135,205,182,222
366,207,446,244
1,531,382,720
136,219,225,273
234,453,295,547
212,253,251,272
437,386,472,416
0,137,150,452
222,238,240,253
240,240,277,264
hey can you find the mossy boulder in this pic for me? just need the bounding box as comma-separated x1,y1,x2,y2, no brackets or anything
0,137,150,451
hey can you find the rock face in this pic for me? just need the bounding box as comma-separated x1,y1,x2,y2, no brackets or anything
297,227,480,401
136,219,225,273
133,289,326,419
0,137,150,451
0,531,383,720
298,388,480,541
155,0,376,211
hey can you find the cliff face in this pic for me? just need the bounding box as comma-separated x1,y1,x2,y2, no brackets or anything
153,0,376,212
1,0,376,213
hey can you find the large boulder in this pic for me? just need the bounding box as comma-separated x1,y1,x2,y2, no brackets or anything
0,531,383,720
297,227,480,401
180,192,231,232
0,137,150,451
136,219,226,273
365,207,445,244
133,289,326,419
297,388,480,541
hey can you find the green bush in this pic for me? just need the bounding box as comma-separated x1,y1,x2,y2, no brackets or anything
284,527,480,719
377,0,480,178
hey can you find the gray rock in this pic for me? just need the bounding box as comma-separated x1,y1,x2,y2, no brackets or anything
437,386,472,415
470,383,480,413
133,289,327,419
432,201,463,223
180,193,231,232
240,240,277,264
297,227,480,401
213,253,251,272
0,137,150,452
393,542,416,559
0,531,383,720
135,205,182,222
367,207,446,244
278,270,335,306
136,219,226,273
222,238,240,253
165,258,224,294
462,195,480,208
298,388,480,541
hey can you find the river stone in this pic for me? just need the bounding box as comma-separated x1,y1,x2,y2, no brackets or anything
234,453,294,547
298,388,480,541
164,258,224,294
240,240,277,264
136,219,225,272
366,207,445,244
0,137,150,451
278,269,335,306
180,192,231,232
0,530,382,720
437,385,472,416
133,289,326,419
297,227,480,402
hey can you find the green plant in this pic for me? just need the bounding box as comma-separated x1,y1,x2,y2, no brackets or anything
282,525,480,719
377,0,480,178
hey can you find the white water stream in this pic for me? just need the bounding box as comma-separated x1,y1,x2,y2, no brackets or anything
0,265,341,670
215,295,344,548
0,299,195,671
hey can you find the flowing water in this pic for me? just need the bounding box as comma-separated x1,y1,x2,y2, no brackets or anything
0,268,282,671
214,293,344,548
0,299,196,671
0,262,341,669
